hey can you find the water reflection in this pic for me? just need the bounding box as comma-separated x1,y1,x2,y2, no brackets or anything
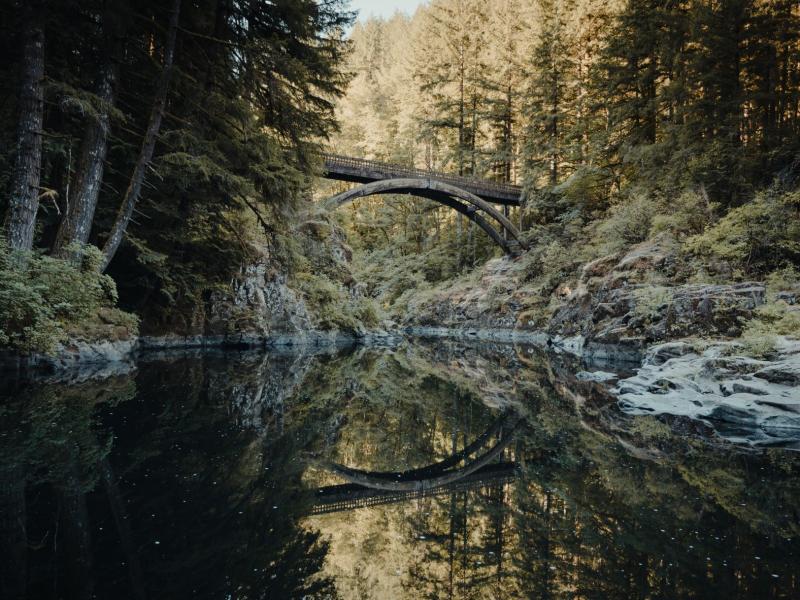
1,341,798,599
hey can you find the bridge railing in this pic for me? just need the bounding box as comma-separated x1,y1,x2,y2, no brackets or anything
322,153,522,199
310,464,518,515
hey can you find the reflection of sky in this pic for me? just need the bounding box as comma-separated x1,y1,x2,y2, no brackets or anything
347,0,425,21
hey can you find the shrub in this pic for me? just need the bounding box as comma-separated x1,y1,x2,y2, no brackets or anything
551,165,612,215
765,266,800,295
292,272,380,332
736,296,800,357
0,243,138,354
738,324,779,358
685,187,800,273
650,189,715,238
595,192,658,252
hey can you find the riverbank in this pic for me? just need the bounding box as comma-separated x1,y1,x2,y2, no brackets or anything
0,328,404,379
3,231,798,444
4,320,798,446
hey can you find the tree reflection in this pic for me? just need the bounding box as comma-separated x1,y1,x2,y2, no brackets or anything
0,351,342,600
298,341,800,600
2,341,799,599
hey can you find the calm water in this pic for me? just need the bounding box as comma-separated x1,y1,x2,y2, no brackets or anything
1,340,798,599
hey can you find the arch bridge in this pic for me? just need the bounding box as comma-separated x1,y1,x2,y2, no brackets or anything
321,154,527,256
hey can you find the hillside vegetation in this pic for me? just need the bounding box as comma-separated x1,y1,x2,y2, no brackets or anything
326,0,800,343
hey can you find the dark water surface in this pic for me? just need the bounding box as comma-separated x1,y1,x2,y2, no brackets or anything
1,340,798,599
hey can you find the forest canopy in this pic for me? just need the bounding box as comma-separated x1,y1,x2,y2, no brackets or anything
327,0,800,310
0,0,352,349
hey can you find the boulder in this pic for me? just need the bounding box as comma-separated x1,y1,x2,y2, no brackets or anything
776,285,800,305
615,337,800,445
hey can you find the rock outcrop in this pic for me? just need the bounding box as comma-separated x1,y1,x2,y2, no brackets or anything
616,338,800,445
204,258,315,343
140,218,373,348
404,235,769,363
0,338,138,381
549,236,765,356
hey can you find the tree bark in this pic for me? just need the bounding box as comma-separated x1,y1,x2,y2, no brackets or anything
100,0,181,271
52,58,116,256
4,3,45,251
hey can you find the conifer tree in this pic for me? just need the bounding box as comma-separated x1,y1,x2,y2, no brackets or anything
524,0,575,189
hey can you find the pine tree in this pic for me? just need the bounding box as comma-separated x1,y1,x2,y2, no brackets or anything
524,0,576,190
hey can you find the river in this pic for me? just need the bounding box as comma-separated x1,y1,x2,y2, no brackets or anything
1,339,798,599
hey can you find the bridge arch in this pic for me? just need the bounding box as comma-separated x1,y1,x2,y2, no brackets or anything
323,178,527,256
318,415,521,492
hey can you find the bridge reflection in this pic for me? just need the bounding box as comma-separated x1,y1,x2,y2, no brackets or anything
310,412,520,515
310,462,518,515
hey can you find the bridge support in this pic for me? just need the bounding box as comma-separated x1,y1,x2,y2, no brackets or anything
323,178,527,256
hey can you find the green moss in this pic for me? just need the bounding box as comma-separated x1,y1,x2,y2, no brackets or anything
629,416,674,443
632,286,671,323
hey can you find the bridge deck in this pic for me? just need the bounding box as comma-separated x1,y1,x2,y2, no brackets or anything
322,153,522,206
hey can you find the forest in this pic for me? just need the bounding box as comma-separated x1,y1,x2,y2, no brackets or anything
0,0,354,351
1,0,799,354
2,3,800,598
331,0,800,318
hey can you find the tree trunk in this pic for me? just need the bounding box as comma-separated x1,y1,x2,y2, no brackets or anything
52,58,116,256
550,65,559,186
4,3,45,251
100,0,181,271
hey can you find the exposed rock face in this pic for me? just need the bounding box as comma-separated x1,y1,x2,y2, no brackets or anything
206,260,314,342
149,221,366,347
549,236,765,355
616,338,800,445
0,339,137,381
405,235,767,364
776,285,800,305
404,258,523,330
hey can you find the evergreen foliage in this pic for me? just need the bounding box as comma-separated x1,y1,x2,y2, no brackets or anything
0,242,138,353
0,0,354,342
328,0,800,316
3,0,800,345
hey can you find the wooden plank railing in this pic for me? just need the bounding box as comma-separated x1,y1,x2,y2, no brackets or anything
322,153,522,200
310,462,518,515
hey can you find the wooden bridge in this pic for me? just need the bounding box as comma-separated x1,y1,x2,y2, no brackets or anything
320,153,527,256
322,154,522,206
